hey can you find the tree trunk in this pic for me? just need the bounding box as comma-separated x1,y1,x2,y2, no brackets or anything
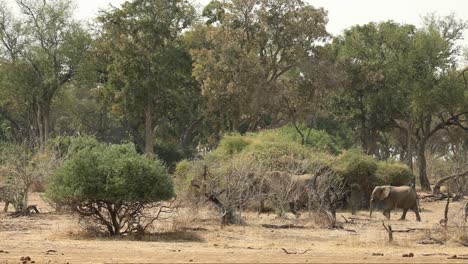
144,98,154,155
23,187,28,210
35,102,44,148
34,100,51,149
144,62,154,155
407,119,413,172
417,139,431,191
43,103,50,145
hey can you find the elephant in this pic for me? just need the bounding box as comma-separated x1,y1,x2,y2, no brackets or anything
256,171,314,214
369,185,421,221
257,171,336,215
0,185,15,212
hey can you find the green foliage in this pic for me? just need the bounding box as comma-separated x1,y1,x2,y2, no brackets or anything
47,143,173,204
270,126,342,154
375,162,414,186
46,136,101,159
211,126,337,171
154,139,185,171
98,0,196,155
332,149,378,204
173,159,192,193
192,0,329,133
214,134,252,156
332,150,377,183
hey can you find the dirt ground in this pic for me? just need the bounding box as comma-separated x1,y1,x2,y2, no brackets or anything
0,193,467,263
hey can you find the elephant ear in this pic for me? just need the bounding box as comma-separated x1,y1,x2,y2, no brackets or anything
378,187,391,200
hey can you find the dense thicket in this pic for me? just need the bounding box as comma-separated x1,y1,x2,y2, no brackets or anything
174,128,414,224
0,0,466,198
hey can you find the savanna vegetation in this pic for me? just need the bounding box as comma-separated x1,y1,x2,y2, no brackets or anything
0,1,467,259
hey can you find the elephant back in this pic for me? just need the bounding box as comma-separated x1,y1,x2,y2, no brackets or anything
389,185,417,209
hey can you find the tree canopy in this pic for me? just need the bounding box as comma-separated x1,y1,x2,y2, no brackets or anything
0,0,466,191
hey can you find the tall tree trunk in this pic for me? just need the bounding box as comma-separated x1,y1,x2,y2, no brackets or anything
144,98,154,155
407,119,415,186
144,62,154,155
23,186,28,209
35,102,44,149
417,139,431,191
43,103,50,145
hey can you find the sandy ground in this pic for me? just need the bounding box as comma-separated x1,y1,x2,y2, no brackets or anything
0,193,467,263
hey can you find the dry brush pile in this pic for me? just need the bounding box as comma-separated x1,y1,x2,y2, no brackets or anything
174,127,415,227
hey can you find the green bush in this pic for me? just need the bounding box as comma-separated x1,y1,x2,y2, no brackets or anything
173,159,193,194
214,133,252,156
332,149,378,206
332,149,378,184
154,139,185,171
46,135,100,159
258,126,342,154
376,162,414,186
46,143,174,236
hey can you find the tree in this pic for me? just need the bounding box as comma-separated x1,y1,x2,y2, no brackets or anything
0,0,91,148
331,16,467,190
46,143,174,236
191,0,328,134
331,21,416,158
402,14,467,190
98,0,196,155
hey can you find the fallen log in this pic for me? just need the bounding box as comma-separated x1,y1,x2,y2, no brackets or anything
421,253,449,256
281,248,310,255
9,205,40,217
262,224,305,229
433,170,468,195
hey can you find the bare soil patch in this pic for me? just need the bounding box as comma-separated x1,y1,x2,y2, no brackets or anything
0,193,467,263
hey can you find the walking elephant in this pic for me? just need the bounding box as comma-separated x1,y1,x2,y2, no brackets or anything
256,171,311,213
369,185,421,221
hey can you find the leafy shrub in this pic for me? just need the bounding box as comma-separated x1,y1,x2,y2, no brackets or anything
376,162,414,186
332,149,378,184
332,149,378,206
247,140,311,171
46,135,100,159
46,143,174,236
214,133,251,156
258,126,342,154
154,139,185,171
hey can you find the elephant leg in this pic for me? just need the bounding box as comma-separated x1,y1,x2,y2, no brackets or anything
289,201,298,215
412,207,421,222
383,210,391,220
3,202,8,212
258,200,265,215
399,209,408,220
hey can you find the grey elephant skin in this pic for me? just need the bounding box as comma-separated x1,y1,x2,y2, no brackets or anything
369,185,421,221
258,171,314,213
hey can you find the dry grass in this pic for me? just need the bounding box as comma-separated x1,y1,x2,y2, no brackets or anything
0,193,467,263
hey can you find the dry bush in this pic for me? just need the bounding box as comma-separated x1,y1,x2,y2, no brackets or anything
190,155,264,226
76,200,179,237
